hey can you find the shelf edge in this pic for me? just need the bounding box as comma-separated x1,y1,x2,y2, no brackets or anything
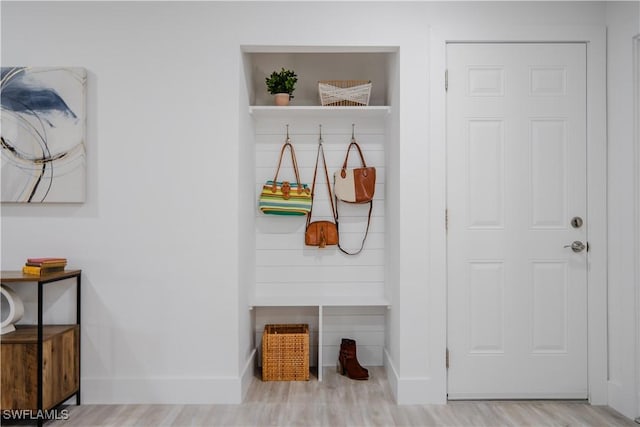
249,296,391,308
248,105,391,116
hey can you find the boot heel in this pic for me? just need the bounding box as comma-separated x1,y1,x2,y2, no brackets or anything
337,359,345,375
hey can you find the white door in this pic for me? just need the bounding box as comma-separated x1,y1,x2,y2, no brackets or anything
447,43,588,399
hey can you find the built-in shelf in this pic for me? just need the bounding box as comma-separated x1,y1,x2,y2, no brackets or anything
249,295,390,309
248,105,391,118
250,294,390,382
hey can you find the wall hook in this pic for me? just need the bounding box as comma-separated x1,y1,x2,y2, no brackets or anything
351,123,356,142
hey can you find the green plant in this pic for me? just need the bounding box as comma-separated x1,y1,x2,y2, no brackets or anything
265,68,298,98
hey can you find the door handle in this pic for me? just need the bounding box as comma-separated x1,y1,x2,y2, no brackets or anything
564,241,586,253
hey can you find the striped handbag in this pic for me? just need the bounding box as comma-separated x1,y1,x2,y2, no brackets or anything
259,137,311,216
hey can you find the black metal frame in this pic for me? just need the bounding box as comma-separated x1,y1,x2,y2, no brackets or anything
34,271,81,426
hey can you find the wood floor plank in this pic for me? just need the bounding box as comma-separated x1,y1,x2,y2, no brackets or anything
6,367,635,426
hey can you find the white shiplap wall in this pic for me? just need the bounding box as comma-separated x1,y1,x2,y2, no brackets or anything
253,116,387,367
254,117,386,300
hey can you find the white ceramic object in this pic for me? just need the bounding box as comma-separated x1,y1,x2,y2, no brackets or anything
1,284,24,334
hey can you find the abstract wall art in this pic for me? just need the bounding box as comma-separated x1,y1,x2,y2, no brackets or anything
1,67,86,203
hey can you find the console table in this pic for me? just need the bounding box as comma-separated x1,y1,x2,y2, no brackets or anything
1,270,81,425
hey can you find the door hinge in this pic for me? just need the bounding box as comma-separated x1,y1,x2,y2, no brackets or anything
445,209,449,231
445,69,449,91
446,348,450,369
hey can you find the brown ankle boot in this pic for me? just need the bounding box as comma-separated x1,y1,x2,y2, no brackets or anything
338,338,369,380
341,339,368,374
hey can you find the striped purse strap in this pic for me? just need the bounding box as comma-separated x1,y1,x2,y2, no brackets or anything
272,137,304,194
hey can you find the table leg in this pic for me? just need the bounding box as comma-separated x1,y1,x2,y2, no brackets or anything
37,281,43,427
76,273,81,405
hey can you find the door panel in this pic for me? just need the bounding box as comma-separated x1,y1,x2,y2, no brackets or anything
447,43,588,399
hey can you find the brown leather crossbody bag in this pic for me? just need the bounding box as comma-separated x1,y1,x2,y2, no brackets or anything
305,129,338,248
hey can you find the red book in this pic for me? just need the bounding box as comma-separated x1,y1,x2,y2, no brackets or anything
26,258,68,268
27,257,67,264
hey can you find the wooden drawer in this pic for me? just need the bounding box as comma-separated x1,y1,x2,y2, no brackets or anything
1,325,79,410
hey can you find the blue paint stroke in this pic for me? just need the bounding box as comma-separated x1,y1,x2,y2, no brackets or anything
1,67,77,123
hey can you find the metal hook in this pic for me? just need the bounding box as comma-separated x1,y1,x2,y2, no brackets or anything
319,124,323,144
351,123,356,141
286,124,290,141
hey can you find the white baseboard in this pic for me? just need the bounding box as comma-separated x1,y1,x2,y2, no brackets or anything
240,348,257,401
608,380,638,420
383,347,399,402
397,375,445,405
82,376,242,404
383,347,446,405
83,350,258,405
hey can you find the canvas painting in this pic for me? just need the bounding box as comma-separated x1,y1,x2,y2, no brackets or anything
1,67,86,202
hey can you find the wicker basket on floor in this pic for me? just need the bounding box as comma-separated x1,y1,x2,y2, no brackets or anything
262,324,310,381
318,80,372,106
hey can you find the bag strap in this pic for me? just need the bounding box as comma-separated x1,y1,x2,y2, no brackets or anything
340,137,368,173
335,128,373,255
272,133,304,194
335,199,373,256
307,127,336,228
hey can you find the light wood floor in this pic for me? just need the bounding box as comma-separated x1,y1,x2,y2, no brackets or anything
24,367,637,426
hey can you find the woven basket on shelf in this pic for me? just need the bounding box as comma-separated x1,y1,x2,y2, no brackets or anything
318,80,372,106
262,324,309,381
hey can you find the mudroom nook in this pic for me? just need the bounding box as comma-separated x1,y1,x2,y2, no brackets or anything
239,47,398,381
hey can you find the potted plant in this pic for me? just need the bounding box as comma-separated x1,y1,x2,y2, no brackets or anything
265,68,298,106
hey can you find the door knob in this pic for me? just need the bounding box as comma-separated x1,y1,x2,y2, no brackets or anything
564,241,586,253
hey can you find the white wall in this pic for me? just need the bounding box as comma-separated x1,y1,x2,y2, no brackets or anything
606,1,640,420
1,1,245,404
636,33,640,424
238,49,257,399
1,1,637,414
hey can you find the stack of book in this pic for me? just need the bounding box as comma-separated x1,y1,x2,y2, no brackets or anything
22,257,67,275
